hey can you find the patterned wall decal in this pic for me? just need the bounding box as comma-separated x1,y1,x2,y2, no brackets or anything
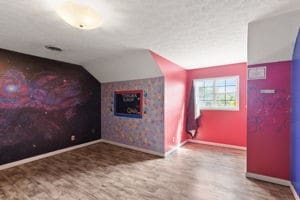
101,77,164,153
247,87,290,134
0,49,101,165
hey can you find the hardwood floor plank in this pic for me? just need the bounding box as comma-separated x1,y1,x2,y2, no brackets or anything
0,142,294,200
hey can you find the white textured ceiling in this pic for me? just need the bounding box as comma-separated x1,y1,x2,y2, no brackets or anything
0,0,300,74
248,10,300,65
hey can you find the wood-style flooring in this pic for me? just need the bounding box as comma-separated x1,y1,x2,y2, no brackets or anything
0,142,294,200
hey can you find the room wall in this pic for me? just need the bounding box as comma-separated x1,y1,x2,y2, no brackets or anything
248,9,300,65
150,52,188,152
186,63,247,147
247,10,300,184
101,77,164,153
292,30,300,196
247,61,291,180
0,49,101,165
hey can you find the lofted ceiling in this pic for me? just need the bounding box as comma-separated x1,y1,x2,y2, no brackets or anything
0,0,299,76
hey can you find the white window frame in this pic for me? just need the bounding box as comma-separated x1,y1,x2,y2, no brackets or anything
193,76,240,111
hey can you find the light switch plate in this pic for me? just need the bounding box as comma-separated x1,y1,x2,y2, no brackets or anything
260,89,275,94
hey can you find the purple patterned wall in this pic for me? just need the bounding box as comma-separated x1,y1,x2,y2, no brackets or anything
0,49,101,165
101,77,164,153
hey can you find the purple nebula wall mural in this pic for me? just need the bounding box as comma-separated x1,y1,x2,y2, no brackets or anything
0,49,100,165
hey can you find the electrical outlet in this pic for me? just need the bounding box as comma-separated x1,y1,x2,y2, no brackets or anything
71,135,76,141
172,137,175,142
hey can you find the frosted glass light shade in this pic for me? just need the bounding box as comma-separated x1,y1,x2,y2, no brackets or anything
56,1,102,30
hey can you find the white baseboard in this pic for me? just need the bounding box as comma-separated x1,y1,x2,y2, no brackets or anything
0,138,188,170
291,184,300,200
246,172,300,199
102,139,189,157
188,139,246,150
101,139,165,157
164,140,188,157
0,139,103,171
246,172,291,186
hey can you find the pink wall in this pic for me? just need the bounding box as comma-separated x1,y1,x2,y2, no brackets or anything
150,51,188,152
187,63,247,147
247,61,291,180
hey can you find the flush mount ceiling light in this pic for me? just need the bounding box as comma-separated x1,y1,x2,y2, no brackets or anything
56,1,102,30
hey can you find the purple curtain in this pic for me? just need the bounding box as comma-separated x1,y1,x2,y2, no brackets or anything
186,84,201,138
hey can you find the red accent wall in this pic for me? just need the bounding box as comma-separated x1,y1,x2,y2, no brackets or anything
150,51,188,152
187,63,247,147
247,61,291,180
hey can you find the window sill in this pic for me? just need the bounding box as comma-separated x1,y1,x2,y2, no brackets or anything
199,108,240,111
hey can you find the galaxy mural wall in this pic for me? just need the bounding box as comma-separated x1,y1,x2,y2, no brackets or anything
0,49,101,165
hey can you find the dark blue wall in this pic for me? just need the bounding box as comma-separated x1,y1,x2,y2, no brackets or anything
292,30,300,196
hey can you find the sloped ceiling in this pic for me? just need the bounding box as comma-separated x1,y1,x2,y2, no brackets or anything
248,9,300,65
0,0,299,82
85,49,162,83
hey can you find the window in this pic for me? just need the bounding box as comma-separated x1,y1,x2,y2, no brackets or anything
194,76,239,111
